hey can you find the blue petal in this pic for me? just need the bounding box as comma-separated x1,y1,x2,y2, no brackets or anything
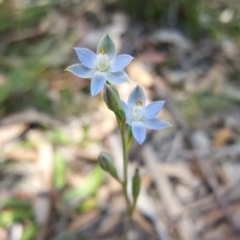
66,64,95,78
74,48,97,69
109,55,133,72
144,119,171,130
91,71,106,96
107,71,129,84
126,119,132,126
144,101,165,119
120,100,130,119
128,86,146,107
97,34,116,60
132,121,146,145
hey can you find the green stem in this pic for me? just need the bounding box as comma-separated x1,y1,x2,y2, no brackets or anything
119,122,131,240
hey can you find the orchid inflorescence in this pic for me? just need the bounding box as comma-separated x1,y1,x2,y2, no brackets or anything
66,33,171,143
66,33,171,239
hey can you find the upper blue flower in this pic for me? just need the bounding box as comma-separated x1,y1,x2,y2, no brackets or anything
66,34,133,96
121,86,171,145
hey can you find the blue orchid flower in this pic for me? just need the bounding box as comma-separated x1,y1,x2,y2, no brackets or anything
66,34,133,96
121,86,171,145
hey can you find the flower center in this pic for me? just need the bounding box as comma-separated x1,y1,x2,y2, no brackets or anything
97,54,109,71
132,102,144,121
98,48,106,54
136,101,142,106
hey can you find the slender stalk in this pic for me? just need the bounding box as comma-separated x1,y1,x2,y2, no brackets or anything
119,122,131,240
130,200,137,216
122,198,138,240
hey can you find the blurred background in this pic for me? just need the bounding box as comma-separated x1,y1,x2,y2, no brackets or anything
1,0,240,239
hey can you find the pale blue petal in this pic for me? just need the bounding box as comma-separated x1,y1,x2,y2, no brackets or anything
144,101,165,119
109,55,133,72
120,100,130,119
74,48,97,69
144,119,171,130
91,71,106,96
97,34,116,60
132,121,146,145
107,71,129,84
128,86,146,107
126,119,132,126
66,64,95,78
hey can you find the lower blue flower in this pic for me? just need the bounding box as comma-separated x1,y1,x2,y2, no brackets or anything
121,85,171,144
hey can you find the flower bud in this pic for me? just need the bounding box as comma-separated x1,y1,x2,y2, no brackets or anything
132,168,141,201
98,152,119,180
103,84,125,122
103,84,120,111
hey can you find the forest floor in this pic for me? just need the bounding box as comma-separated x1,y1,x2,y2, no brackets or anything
1,1,240,240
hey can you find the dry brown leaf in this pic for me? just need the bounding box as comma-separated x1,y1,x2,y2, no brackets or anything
87,101,116,141
27,130,53,191
133,211,155,235
66,172,88,188
157,163,199,188
126,59,153,88
76,143,103,161
213,128,232,147
97,185,110,205
0,124,27,146
107,176,122,194
96,213,121,235
3,148,38,162
69,210,100,231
